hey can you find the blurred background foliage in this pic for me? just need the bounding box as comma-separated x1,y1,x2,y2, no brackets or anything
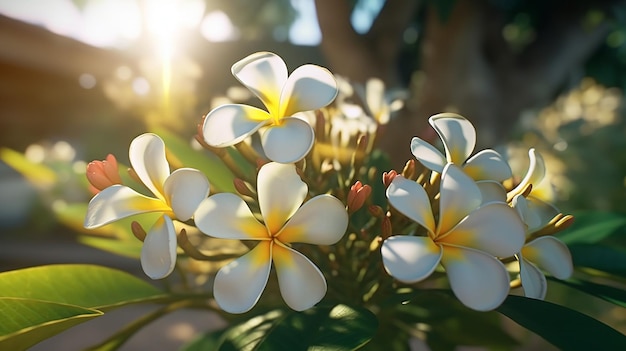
0,0,625,260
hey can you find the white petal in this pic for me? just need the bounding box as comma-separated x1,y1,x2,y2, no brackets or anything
231,52,287,116
278,194,348,245
464,149,512,182
439,202,525,258
260,118,314,163
519,256,547,300
84,185,169,228
214,241,272,314
194,193,268,240
381,236,442,283
510,148,546,197
476,180,507,203
442,246,510,311
512,194,543,235
257,162,308,234
273,243,327,311
527,196,560,233
410,137,446,173
163,168,210,221
129,133,170,200
523,236,573,280
141,216,177,279
429,113,475,165
202,104,270,147
386,176,435,233
280,64,338,117
437,164,482,235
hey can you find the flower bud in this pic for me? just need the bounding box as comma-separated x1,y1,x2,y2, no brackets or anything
86,154,122,194
368,205,385,218
131,221,147,242
347,181,372,214
381,216,392,239
401,159,416,179
382,170,398,188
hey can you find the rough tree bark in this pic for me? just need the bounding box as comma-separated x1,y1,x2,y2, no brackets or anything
314,0,612,167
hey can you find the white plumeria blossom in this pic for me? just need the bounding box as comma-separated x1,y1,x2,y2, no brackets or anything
202,52,338,163
411,113,512,183
194,162,348,313
381,163,525,311
84,133,210,279
512,195,573,299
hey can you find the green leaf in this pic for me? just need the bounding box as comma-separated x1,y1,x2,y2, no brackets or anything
78,236,143,259
0,297,102,350
391,290,518,349
0,264,166,310
154,128,236,193
497,295,626,350
187,304,378,351
0,147,57,188
569,243,626,276
557,211,626,245
551,278,626,308
182,329,227,351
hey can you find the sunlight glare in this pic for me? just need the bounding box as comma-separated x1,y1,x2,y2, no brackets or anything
200,10,239,42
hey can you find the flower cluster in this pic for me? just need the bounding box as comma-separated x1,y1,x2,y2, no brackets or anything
83,52,573,315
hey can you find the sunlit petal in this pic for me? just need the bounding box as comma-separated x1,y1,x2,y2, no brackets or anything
510,148,546,196
260,118,314,163
523,236,573,280
527,197,560,233
129,133,170,200
231,52,287,116
203,104,270,147
464,149,512,181
194,193,267,240
84,185,170,228
519,256,547,300
257,162,308,233
442,246,509,311
163,168,210,221
476,180,507,203
512,195,542,235
214,241,272,314
429,113,475,164
273,243,327,311
280,64,338,117
437,164,482,235
278,194,348,245
438,202,525,258
410,137,446,173
141,216,177,280
386,176,435,233
381,236,442,283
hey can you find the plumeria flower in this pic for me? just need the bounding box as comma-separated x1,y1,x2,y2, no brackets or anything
202,51,338,163
84,133,210,279
194,162,348,313
512,195,573,299
411,113,512,182
381,163,525,311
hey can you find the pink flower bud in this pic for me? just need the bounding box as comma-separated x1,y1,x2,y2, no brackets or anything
347,181,372,214
86,154,122,194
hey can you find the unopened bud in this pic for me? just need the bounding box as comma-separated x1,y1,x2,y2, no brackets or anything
86,154,122,194
381,216,392,239
401,159,416,179
347,181,372,214
233,178,256,198
131,221,147,242
368,205,385,218
382,170,398,188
